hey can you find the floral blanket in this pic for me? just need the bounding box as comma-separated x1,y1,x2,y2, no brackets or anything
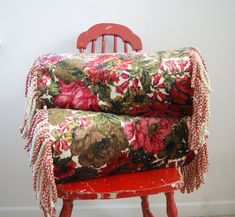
21,47,211,217
50,109,191,183
24,47,194,120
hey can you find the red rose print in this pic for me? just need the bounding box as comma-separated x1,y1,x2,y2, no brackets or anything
159,65,164,71
55,139,69,152
83,55,132,84
52,81,96,110
125,118,175,154
54,161,76,179
152,74,167,102
53,93,73,108
116,80,129,94
37,54,64,65
52,80,84,108
120,73,129,79
153,74,161,85
175,75,193,95
170,87,187,104
59,80,85,93
124,121,135,140
177,59,188,70
127,106,150,116
100,152,143,176
131,78,139,89
71,87,99,111
37,71,50,87
151,102,169,112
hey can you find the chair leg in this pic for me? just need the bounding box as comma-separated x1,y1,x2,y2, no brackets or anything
165,192,178,217
59,199,74,217
140,196,154,217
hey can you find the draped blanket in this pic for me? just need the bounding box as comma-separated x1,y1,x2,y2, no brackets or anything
21,47,211,217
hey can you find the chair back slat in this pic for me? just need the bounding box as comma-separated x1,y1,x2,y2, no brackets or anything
114,35,117,53
91,40,96,53
101,35,106,53
77,23,142,53
124,42,128,53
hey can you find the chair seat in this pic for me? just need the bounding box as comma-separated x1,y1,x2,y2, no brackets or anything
57,168,183,200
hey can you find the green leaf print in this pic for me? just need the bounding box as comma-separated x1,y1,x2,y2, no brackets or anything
49,82,60,96
97,83,111,102
141,71,152,93
93,113,121,125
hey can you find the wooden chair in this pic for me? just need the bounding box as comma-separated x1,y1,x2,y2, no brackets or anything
57,23,183,217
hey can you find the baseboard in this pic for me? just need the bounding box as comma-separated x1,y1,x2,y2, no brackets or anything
0,200,235,217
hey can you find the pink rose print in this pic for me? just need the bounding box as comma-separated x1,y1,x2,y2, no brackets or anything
55,139,69,152
53,93,73,108
177,59,188,70
52,81,85,107
37,71,50,87
124,118,174,154
52,80,98,111
78,117,91,127
124,121,135,140
37,54,64,66
71,87,99,111
161,60,179,73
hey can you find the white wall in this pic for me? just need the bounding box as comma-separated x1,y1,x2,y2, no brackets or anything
0,0,235,216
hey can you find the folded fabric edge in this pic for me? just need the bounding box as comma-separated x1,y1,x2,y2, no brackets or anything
25,108,57,217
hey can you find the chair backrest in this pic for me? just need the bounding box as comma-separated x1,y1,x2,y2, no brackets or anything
77,23,142,53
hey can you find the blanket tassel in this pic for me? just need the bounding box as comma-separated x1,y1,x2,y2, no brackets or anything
25,108,57,217
180,145,208,193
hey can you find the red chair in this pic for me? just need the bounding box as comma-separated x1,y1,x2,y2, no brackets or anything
57,23,183,217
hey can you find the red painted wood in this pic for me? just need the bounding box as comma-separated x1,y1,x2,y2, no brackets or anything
114,35,117,52
101,35,106,53
165,192,178,217
57,168,183,200
59,199,74,217
91,40,96,53
124,41,128,53
77,23,142,52
141,196,154,217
